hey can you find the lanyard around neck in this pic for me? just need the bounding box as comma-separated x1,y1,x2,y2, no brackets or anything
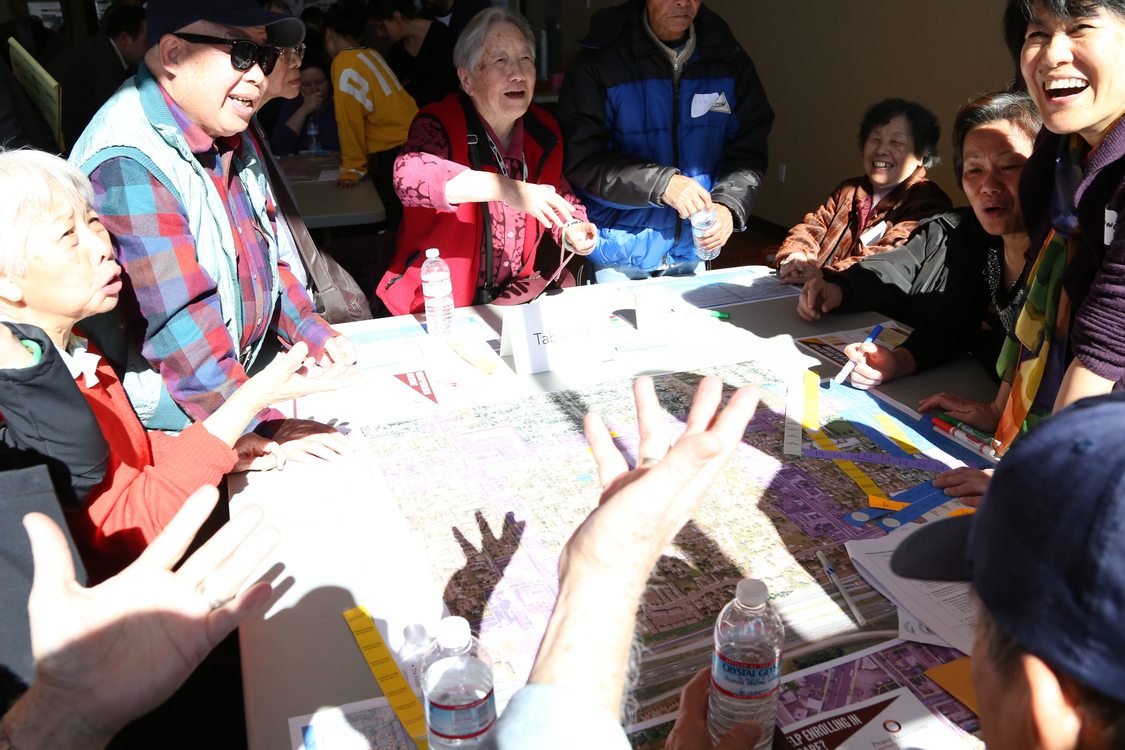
482,129,528,181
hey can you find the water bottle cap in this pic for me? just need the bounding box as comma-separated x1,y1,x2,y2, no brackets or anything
426,247,440,259
436,616,471,649
735,578,768,606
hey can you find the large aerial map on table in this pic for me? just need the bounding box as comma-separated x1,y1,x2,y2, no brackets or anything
359,358,983,744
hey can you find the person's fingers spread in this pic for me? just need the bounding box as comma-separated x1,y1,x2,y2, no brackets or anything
711,385,760,449
648,431,725,516
683,376,724,436
24,513,78,596
137,486,221,570
584,410,629,485
205,579,274,646
176,504,268,587
634,376,670,462
191,524,281,617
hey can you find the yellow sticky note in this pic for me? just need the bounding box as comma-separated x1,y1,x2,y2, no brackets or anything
868,495,911,511
802,370,821,431
926,657,978,714
343,606,429,748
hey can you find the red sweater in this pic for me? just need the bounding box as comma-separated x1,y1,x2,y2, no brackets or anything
72,357,237,581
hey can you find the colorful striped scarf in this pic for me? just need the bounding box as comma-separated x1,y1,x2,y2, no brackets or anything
992,135,1087,456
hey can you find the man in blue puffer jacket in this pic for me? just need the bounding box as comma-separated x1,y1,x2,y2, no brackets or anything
558,0,773,282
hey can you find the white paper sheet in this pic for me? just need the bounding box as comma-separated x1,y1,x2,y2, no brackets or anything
845,528,975,654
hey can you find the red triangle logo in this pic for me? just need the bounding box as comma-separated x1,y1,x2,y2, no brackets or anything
394,370,438,403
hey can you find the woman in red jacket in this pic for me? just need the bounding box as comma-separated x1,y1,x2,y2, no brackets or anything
377,8,597,314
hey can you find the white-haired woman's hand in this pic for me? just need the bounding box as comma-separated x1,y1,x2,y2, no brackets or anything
501,178,576,229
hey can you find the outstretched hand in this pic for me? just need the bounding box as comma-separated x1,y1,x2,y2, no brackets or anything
17,486,278,747
527,376,759,717
566,375,760,584
249,341,360,406
502,179,576,229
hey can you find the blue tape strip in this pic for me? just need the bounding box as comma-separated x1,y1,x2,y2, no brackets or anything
844,480,941,527
876,483,953,531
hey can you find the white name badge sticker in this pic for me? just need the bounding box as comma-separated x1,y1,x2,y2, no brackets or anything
859,220,888,246
500,297,614,374
1106,208,1117,245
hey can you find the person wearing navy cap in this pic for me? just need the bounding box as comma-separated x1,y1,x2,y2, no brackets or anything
66,0,357,449
891,392,1125,749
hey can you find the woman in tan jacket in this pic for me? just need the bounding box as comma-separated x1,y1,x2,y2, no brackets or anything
776,98,952,282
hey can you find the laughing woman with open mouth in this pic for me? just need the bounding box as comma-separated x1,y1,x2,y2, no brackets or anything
910,0,1125,504
774,98,953,282
980,0,1125,452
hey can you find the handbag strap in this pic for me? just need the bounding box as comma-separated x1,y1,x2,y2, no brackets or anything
457,94,496,292
457,95,575,294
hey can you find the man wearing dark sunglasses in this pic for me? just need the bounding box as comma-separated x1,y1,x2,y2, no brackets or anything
67,0,356,449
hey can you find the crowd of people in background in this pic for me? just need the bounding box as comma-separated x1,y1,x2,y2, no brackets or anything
2,0,1125,748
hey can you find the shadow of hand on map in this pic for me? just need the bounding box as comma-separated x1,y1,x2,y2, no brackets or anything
444,510,527,633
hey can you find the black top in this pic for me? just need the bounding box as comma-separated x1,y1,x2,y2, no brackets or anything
387,20,459,109
827,209,1030,376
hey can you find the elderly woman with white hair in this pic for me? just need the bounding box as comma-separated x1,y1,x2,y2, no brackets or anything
377,7,598,314
0,149,357,581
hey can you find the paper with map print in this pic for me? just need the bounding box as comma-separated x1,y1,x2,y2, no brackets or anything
357,359,987,744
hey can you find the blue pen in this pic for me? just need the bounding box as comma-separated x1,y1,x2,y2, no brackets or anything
832,323,884,384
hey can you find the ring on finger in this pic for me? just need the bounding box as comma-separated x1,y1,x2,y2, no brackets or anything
638,456,661,469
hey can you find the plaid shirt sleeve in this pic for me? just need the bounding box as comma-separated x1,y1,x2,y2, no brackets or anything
273,256,335,354
90,156,284,430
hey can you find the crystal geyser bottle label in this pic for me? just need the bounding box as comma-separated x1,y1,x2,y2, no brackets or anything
710,652,780,699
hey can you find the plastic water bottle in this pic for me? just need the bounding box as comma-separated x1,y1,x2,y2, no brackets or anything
420,248,453,337
421,616,496,748
305,118,321,154
691,208,721,261
707,579,784,747
397,624,432,694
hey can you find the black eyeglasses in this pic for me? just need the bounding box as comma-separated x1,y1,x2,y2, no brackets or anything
173,32,282,75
